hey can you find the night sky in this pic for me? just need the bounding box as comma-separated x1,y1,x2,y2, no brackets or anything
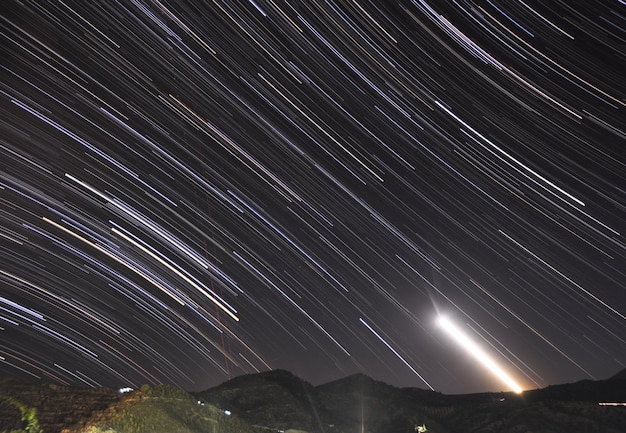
1,0,625,395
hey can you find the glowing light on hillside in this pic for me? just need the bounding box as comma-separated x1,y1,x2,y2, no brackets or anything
437,315,523,394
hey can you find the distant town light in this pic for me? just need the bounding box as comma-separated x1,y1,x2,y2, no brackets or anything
224,409,232,416
118,387,134,393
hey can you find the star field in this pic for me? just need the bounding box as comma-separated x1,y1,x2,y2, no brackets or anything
1,0,625,394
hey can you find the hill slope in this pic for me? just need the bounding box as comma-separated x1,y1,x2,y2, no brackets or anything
194,370,319,431
0,376,120,433
2,370,626,433
610,367,626,381
197,370,626,433
0,379,257,433
81,384,256,433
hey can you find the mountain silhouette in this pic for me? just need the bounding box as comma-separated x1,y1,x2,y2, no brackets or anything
196,368,626,433
609,367,626,381
2,369,626,432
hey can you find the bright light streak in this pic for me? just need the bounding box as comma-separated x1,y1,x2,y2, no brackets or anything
437,316,523,393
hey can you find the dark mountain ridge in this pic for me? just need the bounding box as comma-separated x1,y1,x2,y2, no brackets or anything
195,368,626,433
1,368,625,432
610,368,626,381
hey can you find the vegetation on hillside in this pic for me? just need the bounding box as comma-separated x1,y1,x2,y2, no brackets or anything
1,369,625,433
81,384,257,433
0,395,43,433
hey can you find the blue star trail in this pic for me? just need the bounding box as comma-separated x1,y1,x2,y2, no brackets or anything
0,0,624,394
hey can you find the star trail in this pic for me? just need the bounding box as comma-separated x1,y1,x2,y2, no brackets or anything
1,0,624,394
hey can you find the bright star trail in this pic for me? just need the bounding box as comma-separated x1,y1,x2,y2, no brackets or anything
437,315,523,393
1,0,625,394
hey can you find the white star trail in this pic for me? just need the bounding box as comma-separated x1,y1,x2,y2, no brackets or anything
0,0,624,393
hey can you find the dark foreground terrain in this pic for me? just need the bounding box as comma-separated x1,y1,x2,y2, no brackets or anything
1,369,625,433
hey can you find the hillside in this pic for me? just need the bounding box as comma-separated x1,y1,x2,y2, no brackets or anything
80,384,257,433
196,369,626,433
1,369,625,433
193,370,319,431
610,368,626,381
0,376,120,432
0,379,256,433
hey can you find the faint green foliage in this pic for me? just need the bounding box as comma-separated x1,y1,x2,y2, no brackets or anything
88,384,258,433
0,395,43,433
